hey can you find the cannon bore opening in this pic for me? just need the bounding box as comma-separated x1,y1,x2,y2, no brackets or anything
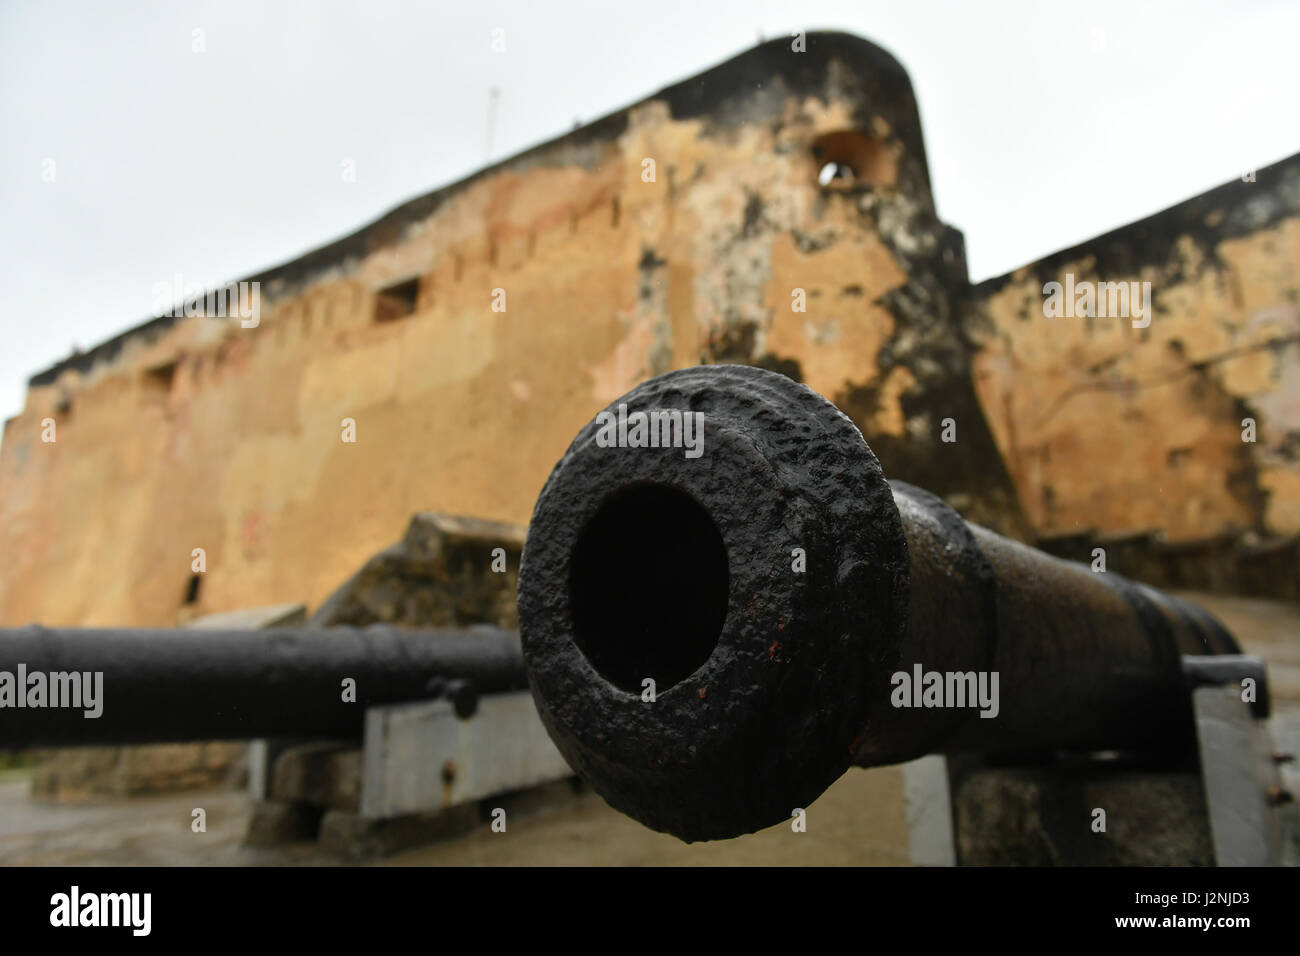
568,484,729,693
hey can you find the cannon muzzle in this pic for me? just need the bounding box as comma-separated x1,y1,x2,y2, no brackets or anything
517,365,1241,842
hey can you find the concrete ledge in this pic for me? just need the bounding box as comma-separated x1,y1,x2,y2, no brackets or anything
319,805,480,862
243,799,324,848
951,762,1213,865
361,691,573,820
270,742,361,812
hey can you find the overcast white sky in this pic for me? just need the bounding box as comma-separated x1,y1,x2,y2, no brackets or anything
2,0,1298,426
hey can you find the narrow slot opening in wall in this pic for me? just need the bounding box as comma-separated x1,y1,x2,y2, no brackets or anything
374,277,420,323
142,361,177,398
183,574,201,606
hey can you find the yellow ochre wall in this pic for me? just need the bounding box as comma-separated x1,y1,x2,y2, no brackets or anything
2,33,1297,627
0,36,942,627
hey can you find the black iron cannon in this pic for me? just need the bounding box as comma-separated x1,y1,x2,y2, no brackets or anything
0,624,525,747
516,364,1248,842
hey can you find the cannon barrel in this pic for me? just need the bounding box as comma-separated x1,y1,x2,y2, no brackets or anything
0,624,525,747
516,364,1243,842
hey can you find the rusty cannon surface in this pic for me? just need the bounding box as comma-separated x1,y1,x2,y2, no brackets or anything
0,624,525,747
517,364,1244,842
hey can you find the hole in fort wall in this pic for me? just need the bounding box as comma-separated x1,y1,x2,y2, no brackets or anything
812,130,893,190
183,574,201,606
142,361,177,399
818,161,854,186
373,277,420,323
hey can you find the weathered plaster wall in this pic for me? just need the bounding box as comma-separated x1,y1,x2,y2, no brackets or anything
2,31,1294,628
1,33,1014,627
970,157,1300,543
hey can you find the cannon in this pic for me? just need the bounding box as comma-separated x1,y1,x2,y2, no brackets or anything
0,364,1282,861
516,364,1259,843
0,624,525,747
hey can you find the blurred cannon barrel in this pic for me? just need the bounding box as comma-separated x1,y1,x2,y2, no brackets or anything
516,364,1243,842
0,624,525,747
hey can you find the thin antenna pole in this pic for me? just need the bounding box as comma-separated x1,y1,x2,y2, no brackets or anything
485,87,500,163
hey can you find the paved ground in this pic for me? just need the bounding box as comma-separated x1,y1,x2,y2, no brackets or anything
383,766,910,866
0,780,324,866
0,591,1294,866
0,766,910,866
